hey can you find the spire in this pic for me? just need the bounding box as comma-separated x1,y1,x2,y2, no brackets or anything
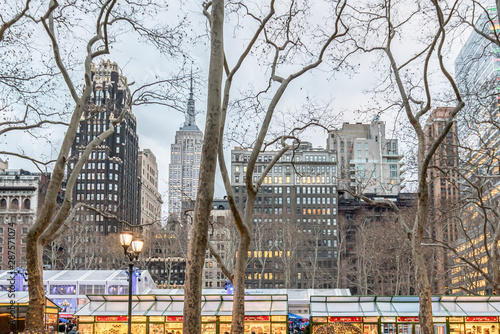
185,67,196,127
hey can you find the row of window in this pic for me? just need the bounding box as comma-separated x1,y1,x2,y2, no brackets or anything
0,198,31,210
77,172,119,181
77,182,118,191
296,197,336,205
233,154,334,163
235,165,336,174
75,193,118,202
234,186,337,194
243,175,336,185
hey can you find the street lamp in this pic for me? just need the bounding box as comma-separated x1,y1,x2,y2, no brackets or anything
119,229,144,334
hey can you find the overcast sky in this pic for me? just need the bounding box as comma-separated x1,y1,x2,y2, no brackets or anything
1,0,473,220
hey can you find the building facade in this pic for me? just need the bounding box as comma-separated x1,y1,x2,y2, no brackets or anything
327,116,405,196
138,149,163,226
424,107,460,294
0,168,42,269
143,223,187,288
337,192,417,295
203,199,236,289
231,142,339,289
450,8,500,295
168,79,203,220
68,59,140,234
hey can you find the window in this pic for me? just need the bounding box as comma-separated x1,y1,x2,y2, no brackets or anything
50,285,77,295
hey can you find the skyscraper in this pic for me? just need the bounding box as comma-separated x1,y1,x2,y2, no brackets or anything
326,116,405,196
68,59,140,234
168,78,203,220
451,7,500,295
455,7,499,144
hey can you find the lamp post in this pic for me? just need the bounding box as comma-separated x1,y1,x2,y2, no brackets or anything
119,228,144,334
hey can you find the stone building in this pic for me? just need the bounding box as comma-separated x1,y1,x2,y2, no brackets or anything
0,167,43,269
203,199,236,289
425,107,460,294
138,149,163,226
231,142,339,288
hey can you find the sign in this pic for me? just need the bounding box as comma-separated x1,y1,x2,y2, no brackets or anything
329,317,362,322
244,316,270,321
166,316,184,322
465,317,498,322
96,316,128,322
398,317,419,323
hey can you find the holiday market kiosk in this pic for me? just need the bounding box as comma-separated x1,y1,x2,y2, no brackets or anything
75,292,288,334
0,291,60,332
310,296,500,334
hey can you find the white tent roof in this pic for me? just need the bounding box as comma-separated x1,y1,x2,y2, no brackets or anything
310,296,500,318
75,293,288,317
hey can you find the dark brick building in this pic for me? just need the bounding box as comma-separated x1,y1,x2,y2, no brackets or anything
68,59,140,235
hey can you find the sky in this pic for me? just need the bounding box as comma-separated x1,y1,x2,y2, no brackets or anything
1,0,474,219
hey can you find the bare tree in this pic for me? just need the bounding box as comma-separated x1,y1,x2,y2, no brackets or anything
2,0,186,327
343,0,464,332
184,1,353,332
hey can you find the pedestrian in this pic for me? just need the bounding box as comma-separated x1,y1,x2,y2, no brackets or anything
48,326,56,334
59,321,66,333
67,326,77,334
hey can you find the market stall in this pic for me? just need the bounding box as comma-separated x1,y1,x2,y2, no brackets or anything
0,291,59,332
75,292,288,334
310,296,500,334
217,293,288,334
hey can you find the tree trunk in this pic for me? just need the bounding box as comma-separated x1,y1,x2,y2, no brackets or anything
232,231,251,334
415,180,434,334
182,0,224,332
232,193,254,334
25,239,45,328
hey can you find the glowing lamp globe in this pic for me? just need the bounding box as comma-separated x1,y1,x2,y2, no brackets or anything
131,238,144,254
119,229,134,248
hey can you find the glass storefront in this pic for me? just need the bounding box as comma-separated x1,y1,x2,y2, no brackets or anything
310,296,500,334
76,293,288,334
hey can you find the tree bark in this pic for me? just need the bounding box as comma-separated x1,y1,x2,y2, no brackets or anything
182,0,224,333
231,194,254,334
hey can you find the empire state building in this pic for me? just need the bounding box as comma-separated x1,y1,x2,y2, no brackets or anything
168,78,203,220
